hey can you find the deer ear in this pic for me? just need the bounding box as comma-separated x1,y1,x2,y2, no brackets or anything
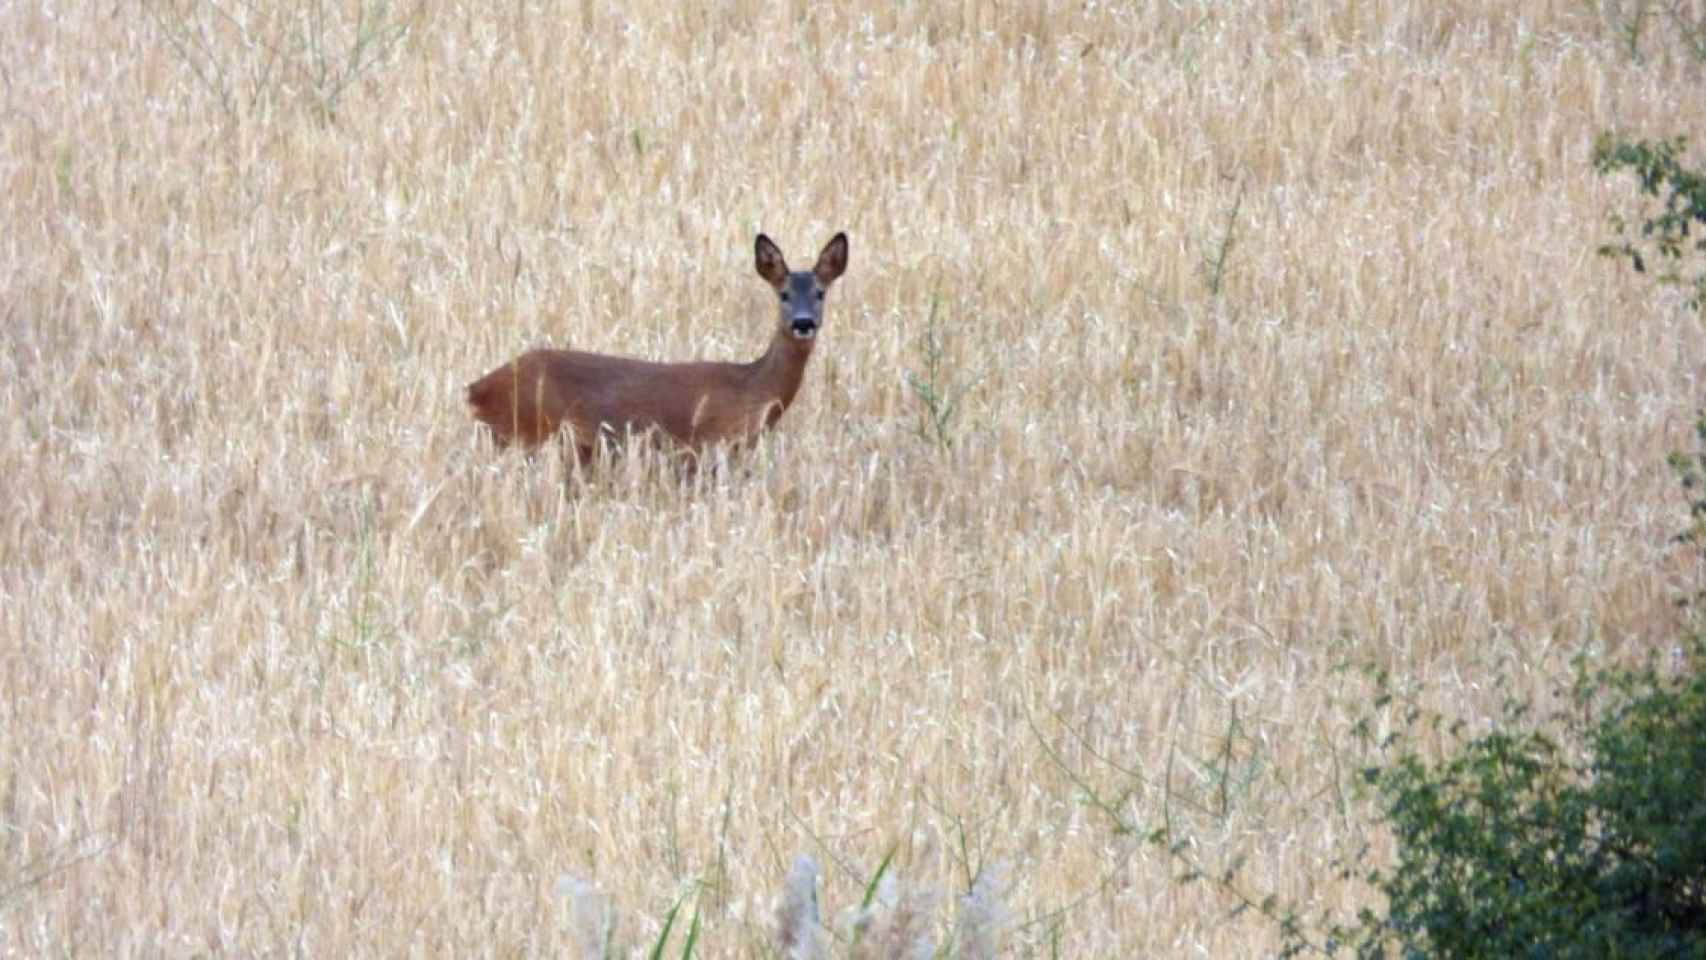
755,234,788,288
814,232,848,285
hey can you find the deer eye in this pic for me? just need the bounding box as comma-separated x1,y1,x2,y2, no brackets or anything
814,289,825,301
779,290,790,302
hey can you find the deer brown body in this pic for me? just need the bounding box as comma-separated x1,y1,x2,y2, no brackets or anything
466,232,848,461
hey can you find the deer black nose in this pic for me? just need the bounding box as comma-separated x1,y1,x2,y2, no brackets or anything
790,318,818,337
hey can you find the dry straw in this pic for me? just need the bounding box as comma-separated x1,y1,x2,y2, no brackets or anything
3,0,1704,954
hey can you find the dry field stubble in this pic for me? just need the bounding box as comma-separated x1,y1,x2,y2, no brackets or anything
3,1,1705,955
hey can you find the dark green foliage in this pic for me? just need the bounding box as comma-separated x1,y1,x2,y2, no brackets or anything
1327,651,1706,959
1594,134,1706,311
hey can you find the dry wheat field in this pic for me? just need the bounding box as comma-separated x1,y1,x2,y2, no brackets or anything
4,0,1705,955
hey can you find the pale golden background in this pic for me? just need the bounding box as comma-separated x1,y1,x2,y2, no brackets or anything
3,1,1704,954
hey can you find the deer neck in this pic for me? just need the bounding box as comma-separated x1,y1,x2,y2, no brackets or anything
749,329,816,414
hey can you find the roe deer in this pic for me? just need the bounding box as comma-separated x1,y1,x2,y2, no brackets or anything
466,231,849,462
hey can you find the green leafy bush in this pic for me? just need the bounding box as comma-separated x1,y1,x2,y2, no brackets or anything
1594,134,1706,311
1331,648,1706,959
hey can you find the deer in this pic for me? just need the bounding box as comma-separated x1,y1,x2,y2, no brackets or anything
466,231,849,464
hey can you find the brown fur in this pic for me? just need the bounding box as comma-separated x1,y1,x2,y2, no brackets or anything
465,339,815,459
466,233,847,463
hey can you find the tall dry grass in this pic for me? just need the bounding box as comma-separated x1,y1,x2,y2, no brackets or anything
3,0,1704,954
